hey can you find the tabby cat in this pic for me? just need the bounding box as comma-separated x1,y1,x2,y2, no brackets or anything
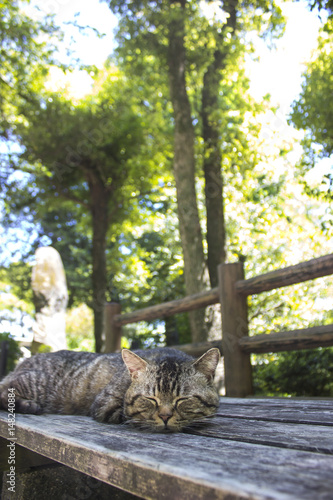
0,348,220,432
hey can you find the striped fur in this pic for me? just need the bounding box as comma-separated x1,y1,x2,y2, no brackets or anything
0,348,220,432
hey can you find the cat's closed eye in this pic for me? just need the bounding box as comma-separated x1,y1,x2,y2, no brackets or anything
176,395,217,419
174,397,188,407
176,397,204,414
131,396,155,411
144,397,158,407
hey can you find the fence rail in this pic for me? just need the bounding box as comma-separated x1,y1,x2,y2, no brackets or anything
239,323,333,353
113,288,219,326
235,254,333,296
104,253,333,397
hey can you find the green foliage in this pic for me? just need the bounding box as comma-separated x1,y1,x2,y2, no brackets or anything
13,71,148,203
290,19,333,207
100,187,193,344
291,20,333,157
0,262,34,305
0,333,22,375
252,300,333,398
123,322,166,350
66,304,94,351
308,0,333,17
253,348,333,397
32,343,52,354
0,0,60,139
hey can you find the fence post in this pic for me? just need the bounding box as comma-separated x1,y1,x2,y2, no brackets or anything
104,302,122,353
218,262,253,397
0,340,9,379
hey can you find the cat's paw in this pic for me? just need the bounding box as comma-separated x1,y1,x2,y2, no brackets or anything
0,389,9,410
103,407,124,424
16,399,43,415
91,405,124,424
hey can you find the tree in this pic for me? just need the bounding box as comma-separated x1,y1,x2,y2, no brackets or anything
4,67,155,352
199,0,284,286
0,0,63,279
0,333,22,376
290,19,333,225
291,20,333,158
308,0,333,17
107,0,209,341
166,1,208,340
106,0,284,340
0,0,59,140
107,192,192,346
253,347,333,397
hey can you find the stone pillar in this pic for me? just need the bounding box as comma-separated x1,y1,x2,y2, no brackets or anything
31,247,68,352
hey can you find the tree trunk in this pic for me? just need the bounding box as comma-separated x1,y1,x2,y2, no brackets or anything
167,0,207,342
88,175,110,353
202,63,226,287
201,0,238,287
164,316,179,346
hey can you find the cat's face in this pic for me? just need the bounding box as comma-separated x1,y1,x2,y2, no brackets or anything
122,349,220,432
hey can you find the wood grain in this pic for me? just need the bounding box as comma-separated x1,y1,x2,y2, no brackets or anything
1,398,333,500
217,398,333,425
104,302,122,353
0,437,57,472
191,417,333,454
218,262,252,397
112,288,219,326
238,324,333,353
235,253,333,296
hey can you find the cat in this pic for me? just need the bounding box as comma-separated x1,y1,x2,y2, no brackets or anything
0,347,220,432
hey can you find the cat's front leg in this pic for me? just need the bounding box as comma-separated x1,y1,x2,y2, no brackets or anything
90,387,125,424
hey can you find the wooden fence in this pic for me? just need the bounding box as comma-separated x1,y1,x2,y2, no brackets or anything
0,341,9,379
104,253,333,397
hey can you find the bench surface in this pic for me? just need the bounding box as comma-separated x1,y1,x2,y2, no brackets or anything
1,397,333,499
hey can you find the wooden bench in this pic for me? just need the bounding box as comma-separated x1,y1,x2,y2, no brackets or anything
1,397,333,499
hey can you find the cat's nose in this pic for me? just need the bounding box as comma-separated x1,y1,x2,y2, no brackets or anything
158,410,173,424
159,414,171,423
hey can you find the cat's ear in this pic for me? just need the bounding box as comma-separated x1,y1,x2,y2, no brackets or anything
192,348,220,381
122,350,148,379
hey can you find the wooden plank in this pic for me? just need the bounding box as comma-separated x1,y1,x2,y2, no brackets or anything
0,437,57,472
217,399,333,425
190,417,333,454
220,397,333,409
235,253,333,296
239,324,333,353
218,263,252,397
1,413,333,500
112,288,219,326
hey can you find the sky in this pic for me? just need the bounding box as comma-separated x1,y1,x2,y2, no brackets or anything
246,1,323,112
